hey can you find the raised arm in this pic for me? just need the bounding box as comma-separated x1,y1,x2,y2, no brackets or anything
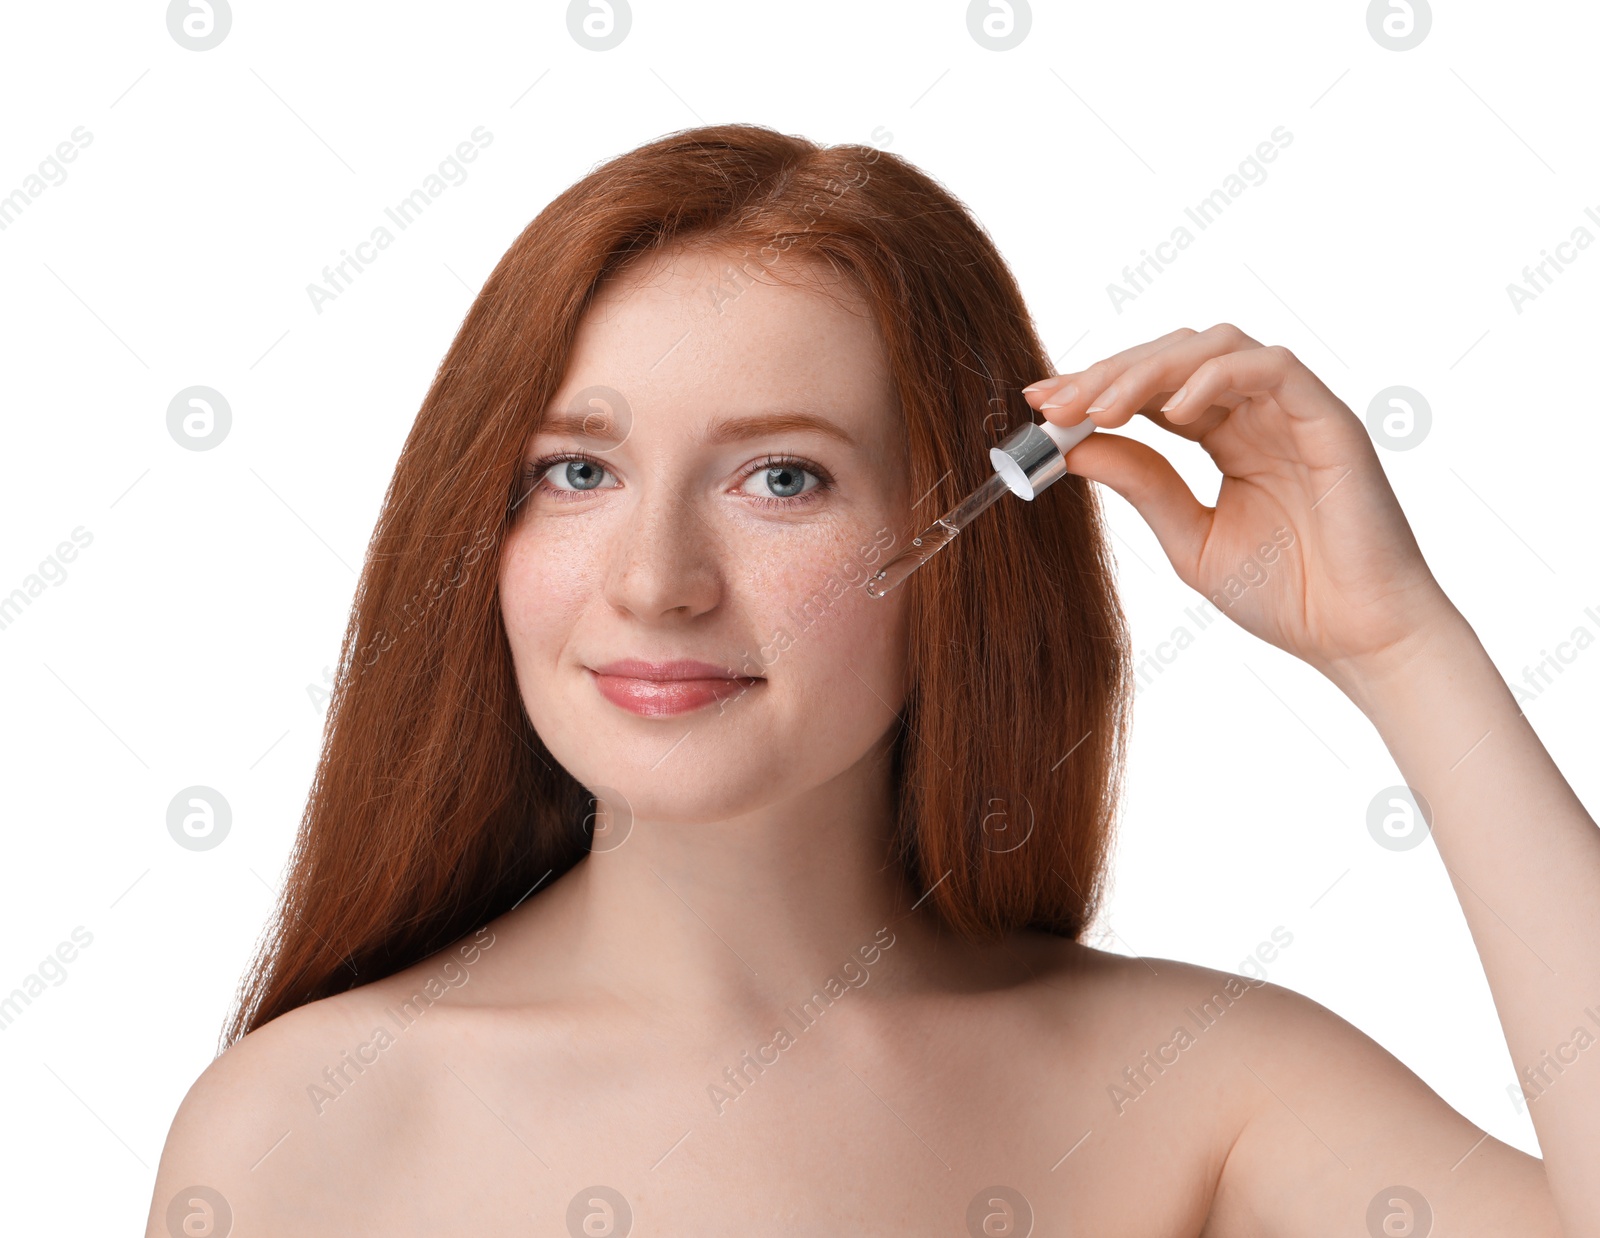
1022,322,1599,1236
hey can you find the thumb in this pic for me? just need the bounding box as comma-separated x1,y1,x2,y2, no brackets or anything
1062,430,1211,581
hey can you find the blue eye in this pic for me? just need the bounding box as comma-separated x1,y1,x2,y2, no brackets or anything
518,452,833,510
549,458,609,491
518,453,620,506
748,463,819,502
740,457,829,508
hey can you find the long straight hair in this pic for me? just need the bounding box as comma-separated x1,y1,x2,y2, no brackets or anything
222,123,1133,1048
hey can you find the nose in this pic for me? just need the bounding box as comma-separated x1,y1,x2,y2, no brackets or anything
602,472,724,621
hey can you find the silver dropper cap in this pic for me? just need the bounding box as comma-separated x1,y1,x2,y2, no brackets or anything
988,416,1098,500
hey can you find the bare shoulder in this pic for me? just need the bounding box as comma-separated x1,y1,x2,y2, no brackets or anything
1186,969,1560,1237
1003,929,1289,1052
1018,936,1302,1121
145,992,363,1235
1014,936,1558,1235
144,929,499,1237
1041,941,1561,1238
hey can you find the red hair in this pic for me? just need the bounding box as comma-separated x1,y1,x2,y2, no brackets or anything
223,123,1133,1048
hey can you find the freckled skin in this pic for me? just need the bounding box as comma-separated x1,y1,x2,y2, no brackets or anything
498,246,917,827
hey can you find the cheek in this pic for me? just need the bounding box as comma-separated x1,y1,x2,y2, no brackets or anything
798,590,908,717
744,525,910,713
499,523,589,654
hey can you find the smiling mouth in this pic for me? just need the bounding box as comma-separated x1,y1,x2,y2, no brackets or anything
585,667,764,718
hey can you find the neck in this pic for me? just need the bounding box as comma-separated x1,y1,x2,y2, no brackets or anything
527,738,946,1020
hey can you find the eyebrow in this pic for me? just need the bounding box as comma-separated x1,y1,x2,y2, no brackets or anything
534,408,859,450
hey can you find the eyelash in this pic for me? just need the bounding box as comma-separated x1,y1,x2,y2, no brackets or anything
520,451,835,511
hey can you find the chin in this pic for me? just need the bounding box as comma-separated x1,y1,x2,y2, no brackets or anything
567,761,783,831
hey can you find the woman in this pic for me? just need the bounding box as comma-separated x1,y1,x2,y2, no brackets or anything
147,123,1593,1236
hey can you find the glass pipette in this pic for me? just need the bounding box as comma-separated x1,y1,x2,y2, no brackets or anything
864,414,1098,600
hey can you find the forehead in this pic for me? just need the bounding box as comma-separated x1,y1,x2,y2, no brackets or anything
549,246,902,444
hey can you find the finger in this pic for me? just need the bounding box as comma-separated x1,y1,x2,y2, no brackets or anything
1138,401,1241,442
1161,344,1347,426
1060,322,1264,430
1021,327,1200,404
1061,431,1211,582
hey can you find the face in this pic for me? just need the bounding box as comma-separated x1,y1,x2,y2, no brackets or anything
498,245,915,826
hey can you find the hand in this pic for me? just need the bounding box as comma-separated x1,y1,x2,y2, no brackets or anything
1022,323,1464,696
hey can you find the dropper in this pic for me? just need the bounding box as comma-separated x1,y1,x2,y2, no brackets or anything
864,415,1098,599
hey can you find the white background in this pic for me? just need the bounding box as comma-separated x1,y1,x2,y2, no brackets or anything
1,0,1596,1230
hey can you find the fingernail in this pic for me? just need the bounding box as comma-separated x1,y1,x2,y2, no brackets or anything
1084,386,1117,415
1159,385,1188,413
1038,383,1077,409
1021,379,1050,394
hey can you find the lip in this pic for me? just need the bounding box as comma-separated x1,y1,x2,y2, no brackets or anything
585,658,764,718
590,658,751,681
